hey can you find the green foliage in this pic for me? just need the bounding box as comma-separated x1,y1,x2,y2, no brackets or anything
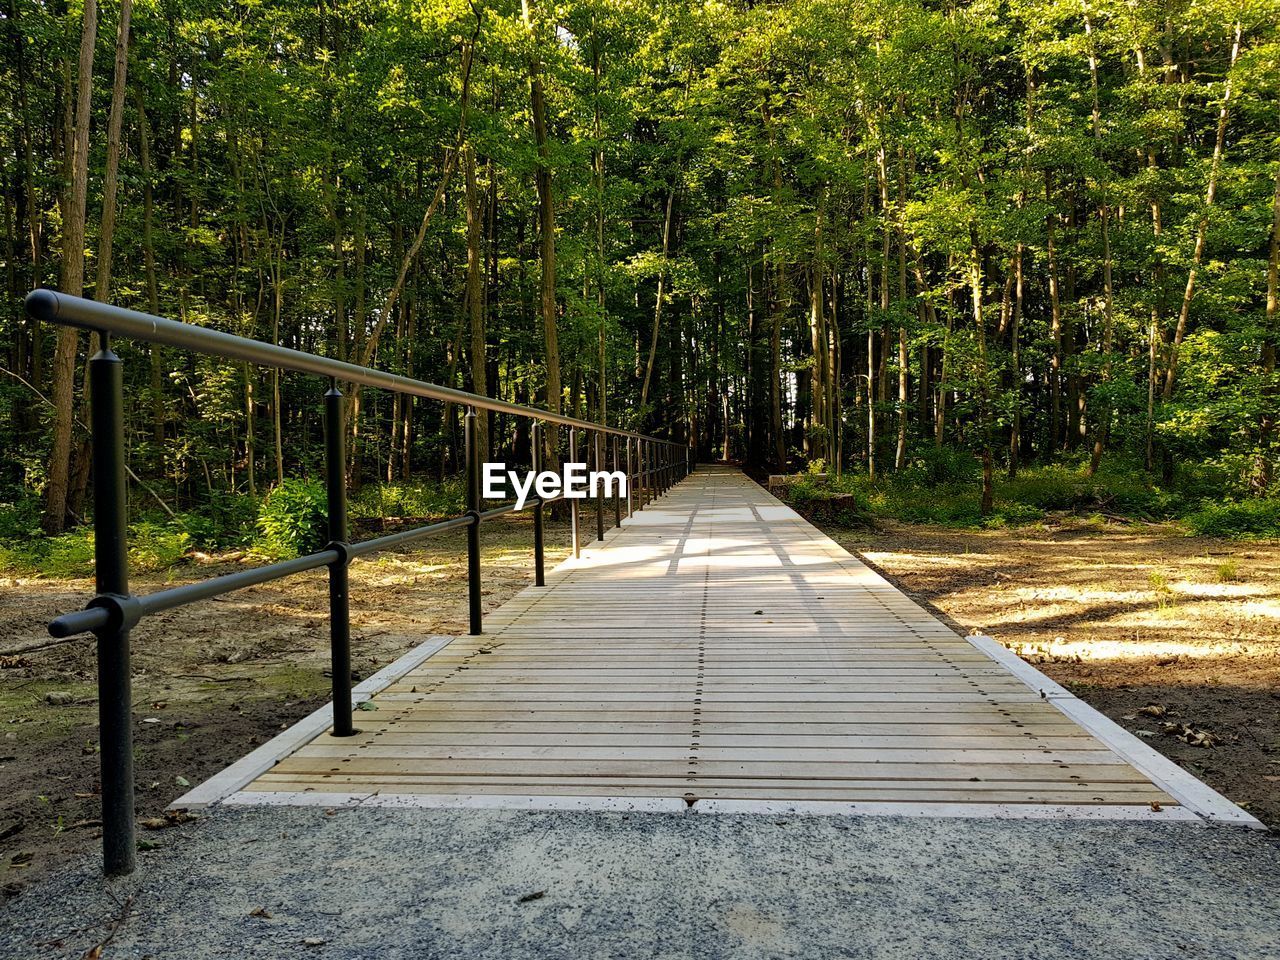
176,494,261,550
255,480,329,558
128,522,193,572
779,457,1278,539
1183,500,1280,540
349,481,466,520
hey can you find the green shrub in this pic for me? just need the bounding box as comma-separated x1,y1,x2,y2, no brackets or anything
256,479,329,558
897,445,976,486
0,496,44,541
178,492,260,548
1183,499,1280,539
21,531,96,578
129,521,192,572
349,480,465,520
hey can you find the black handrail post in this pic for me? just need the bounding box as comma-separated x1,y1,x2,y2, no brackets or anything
645,441,652,503
532,421,545,586
625,437,634,518
90,336,137,877
569,426,580,558
594,430,605,541
612,435,622,528
324,381,355,738
638,441,646,507
465,406,482,634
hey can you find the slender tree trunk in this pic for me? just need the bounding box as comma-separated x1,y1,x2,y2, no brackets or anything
641,188,677,410
1045,173,1064,450
464,144,488,460
44,0,98,533
1163,21,1242,401
94,0,133,303
970,233,994,514
134,85,165,452
592,28,607,425
1008,243,1023,477
1257,161,1280,490
522,0,561,428
1083,0,1116,477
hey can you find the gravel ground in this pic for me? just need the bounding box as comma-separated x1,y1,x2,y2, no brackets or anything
2,805,1279,960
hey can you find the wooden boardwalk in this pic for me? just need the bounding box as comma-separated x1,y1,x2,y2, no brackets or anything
199,466,1254,822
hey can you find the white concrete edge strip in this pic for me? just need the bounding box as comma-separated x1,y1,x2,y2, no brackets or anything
693,798,1203,822
170,635,457,810
221,790,687,814
967,634,1264,829
218,791,1203,824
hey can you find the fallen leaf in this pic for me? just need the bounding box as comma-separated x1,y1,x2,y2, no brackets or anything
1149,801,1163,812
1138,704,1166,718
517,890,546,904
356,701,378,712
174,775,190,787
1136,730,1157,738
249,907,272,919
303,937,327,947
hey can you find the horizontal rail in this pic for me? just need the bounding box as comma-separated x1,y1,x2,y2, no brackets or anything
49,512,500,637
26,289,673,443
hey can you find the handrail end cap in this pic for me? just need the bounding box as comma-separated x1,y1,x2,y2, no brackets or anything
25,289,60,323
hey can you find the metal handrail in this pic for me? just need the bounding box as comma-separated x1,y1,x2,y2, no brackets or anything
26,288,694,876
25,290,664,441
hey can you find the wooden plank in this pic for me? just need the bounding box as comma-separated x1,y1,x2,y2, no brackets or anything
237,465,1187,817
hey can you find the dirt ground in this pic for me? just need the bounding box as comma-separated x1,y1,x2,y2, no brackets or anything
0,515,571,897
825,519,1280,829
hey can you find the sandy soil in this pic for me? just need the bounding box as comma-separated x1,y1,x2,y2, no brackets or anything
0,515,571,896
824,519,1280,829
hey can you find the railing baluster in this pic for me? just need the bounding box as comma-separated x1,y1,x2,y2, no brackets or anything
595,430,605,541
612,435,622,528
532,421,545,586
569,426,580,558
465,407,482,634
90,336,137,877
625,437,634,518
324,381,356,738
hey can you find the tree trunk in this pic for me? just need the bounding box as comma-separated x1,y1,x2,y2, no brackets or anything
464,144,489,461
1163,21,1242,401
641,188,677,410
44,0,98,534
1008,243,1023,477
1257,162,1280,490
522,0,561,429
1045,173,1064,451
93,0,133,303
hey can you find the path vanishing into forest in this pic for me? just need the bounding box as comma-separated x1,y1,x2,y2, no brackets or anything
5,467,1279,959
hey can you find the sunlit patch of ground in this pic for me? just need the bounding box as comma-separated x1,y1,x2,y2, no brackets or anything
832,520,1280,828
